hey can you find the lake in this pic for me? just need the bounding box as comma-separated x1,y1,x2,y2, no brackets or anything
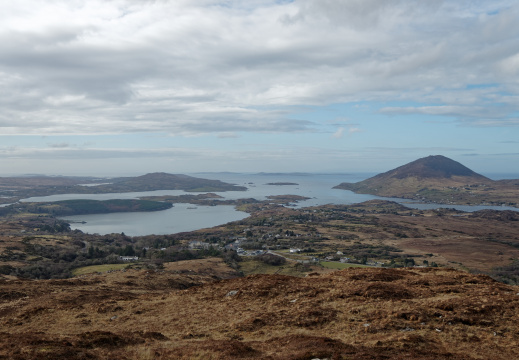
61,203,249,237
21,172,519,236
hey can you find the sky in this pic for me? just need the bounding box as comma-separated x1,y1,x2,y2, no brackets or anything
0,0,518,177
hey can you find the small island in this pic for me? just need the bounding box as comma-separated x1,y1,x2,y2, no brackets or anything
11,199,173,216
265,182,299,186
266,195,310,204
140,193,311,210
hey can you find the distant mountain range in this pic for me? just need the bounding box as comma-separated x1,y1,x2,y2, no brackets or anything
334,155,519,207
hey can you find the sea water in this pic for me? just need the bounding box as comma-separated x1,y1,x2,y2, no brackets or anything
21,172,519,236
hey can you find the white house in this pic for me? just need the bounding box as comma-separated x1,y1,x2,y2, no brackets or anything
119,256,139,261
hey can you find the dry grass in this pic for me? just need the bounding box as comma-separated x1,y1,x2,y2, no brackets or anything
374,213,519,271
1,266,519,359
162,257,240,279
72,263,130,276
238,257,319,277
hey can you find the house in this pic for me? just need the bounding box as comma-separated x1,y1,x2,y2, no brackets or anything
188,240,211,250
119,256,139,261
225,243,240,250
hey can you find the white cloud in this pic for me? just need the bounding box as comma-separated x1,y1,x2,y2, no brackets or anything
217,132,239,139
47,142,71,148
0,0,518,137
331,126,362,139
499,53,519,76
332,127,345,139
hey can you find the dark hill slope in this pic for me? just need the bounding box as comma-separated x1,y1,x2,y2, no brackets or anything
99,172,247,192
333,155,507,204
380,155,489,180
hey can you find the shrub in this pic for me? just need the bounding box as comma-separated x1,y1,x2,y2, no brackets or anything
256,253,286,266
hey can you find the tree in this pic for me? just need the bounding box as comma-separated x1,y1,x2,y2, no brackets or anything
123,245,135,256
404,258,415,267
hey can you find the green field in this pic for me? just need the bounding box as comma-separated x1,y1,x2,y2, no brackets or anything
72,263,131,276
269,250,312,261
319,261,369,269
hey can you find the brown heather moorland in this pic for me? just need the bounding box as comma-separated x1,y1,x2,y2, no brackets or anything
1,261,519,359
1,166,519,359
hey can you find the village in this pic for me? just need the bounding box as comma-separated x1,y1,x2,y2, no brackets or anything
120,231,396,269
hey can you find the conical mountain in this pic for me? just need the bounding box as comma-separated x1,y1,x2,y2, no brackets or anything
334,155,492,199
366,155,489,182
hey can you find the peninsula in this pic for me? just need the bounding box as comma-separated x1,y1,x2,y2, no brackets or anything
0,172,247,204
334,155,519,207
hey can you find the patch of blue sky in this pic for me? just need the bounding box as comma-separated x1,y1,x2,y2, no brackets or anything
494,89,516,97
465,83,499,90
294,101,513,154
486,9,500,16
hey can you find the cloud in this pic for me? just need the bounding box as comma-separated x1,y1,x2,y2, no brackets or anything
0,0,518,138
367,146,475,153
331,126,362,138
0,146,196,160
217,132,239,139
331,127,345,139
48,142,71,148
380,104,519,127
458,118,519,127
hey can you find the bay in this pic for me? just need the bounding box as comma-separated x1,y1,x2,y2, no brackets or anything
61,203,248,237
21,172,519,236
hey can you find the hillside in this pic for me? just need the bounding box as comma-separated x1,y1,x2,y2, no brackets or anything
334,155,519,207
0,173,247,204
16,199,173,216
97,173,247,192
2,198,519,280
1,265,518,359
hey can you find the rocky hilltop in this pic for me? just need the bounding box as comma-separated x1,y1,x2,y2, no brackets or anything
334,155,519,207
1,263,518,359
